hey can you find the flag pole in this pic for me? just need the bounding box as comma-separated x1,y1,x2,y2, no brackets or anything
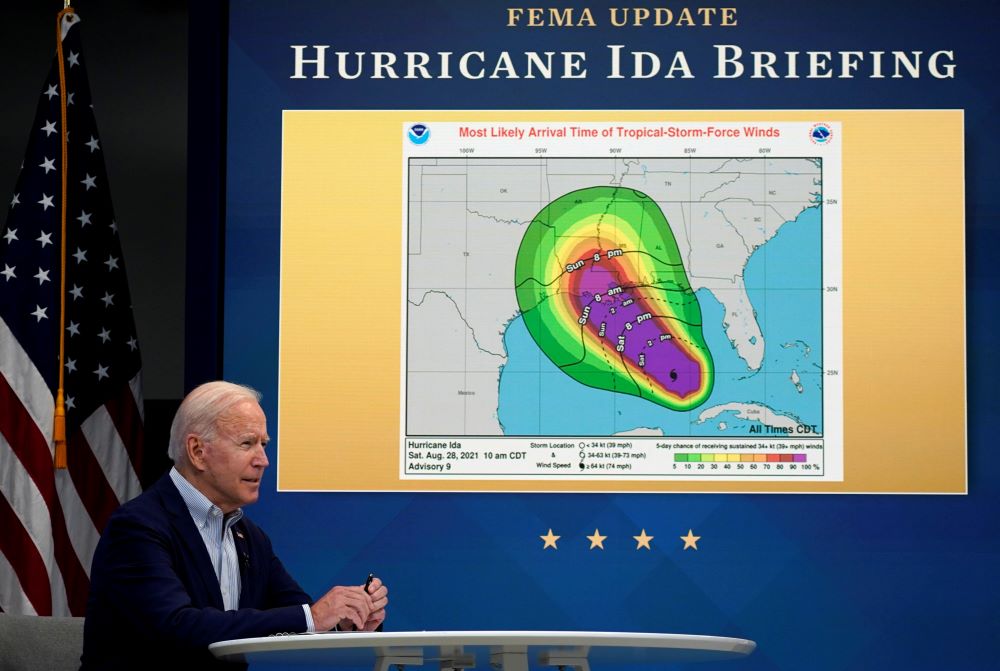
53,4,75,468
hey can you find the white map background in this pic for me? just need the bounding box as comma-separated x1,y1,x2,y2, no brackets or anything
406,157,822,436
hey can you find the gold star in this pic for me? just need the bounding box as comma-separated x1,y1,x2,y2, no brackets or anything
540,529,560,549
586,528,607,550
633,529,654,550
680,529,701,550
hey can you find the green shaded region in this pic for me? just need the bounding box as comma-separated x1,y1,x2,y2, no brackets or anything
514,186,714,410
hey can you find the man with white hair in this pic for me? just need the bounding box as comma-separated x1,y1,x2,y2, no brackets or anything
81,381,388,670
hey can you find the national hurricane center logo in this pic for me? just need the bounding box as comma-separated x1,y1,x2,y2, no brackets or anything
810,123,833,145
407,123,430,145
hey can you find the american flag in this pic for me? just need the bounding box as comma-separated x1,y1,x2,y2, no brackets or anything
0,10,144,616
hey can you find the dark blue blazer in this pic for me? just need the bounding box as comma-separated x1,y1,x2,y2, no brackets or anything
80,474,312,670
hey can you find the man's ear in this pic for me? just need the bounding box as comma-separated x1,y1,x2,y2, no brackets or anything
186,435,208,471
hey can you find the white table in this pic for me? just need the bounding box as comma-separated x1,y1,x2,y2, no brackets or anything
210,631,756,670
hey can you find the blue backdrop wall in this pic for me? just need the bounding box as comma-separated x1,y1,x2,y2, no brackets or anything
221,2,998,669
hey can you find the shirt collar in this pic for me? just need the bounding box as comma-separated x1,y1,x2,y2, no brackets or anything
169,467,244,530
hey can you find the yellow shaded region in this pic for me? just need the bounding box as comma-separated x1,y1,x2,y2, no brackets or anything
278,110,965,493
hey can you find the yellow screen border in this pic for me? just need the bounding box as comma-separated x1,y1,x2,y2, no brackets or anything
277,110,966,494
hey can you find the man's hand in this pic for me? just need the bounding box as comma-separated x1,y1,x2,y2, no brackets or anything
310,585,373,632
310,578,389,632
359,576,388,631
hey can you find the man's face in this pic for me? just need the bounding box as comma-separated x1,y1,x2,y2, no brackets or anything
195,400,270,513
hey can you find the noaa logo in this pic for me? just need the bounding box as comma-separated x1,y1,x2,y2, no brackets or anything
810,123,833,145
408,123,430,145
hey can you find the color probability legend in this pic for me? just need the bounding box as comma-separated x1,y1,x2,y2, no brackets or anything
403,120,842,482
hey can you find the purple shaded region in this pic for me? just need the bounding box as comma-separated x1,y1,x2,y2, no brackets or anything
793,454,808,463
571,262,702,398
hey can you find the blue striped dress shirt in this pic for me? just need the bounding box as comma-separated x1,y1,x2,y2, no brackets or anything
169,468,243,610
167,468,316,630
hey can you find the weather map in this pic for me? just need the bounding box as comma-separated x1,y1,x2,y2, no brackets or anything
514,186,714,411
402,121,842,480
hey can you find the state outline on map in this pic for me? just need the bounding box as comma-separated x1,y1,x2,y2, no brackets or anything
406,154,822,438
